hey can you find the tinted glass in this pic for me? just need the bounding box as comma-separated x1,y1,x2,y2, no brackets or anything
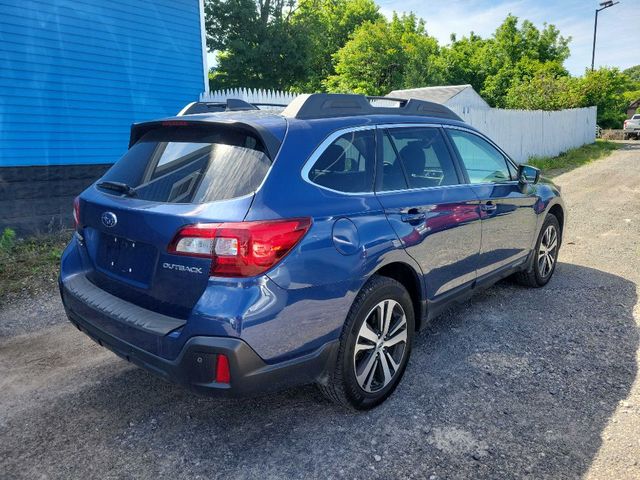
448,130,512,184
381,127,459,191
380,132,408,191
308,130,376,193
99,126,270,203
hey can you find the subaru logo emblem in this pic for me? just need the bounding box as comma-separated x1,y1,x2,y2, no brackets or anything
101,211,117,228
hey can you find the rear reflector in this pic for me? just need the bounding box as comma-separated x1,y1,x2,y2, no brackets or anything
216,354,231,384
168,218,312,277
73,196,80,230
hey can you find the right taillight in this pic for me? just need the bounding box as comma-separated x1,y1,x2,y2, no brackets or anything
168,218,312,277
72,196,80,230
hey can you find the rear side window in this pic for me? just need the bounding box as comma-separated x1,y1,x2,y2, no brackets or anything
447,130,512,184
99,126,270,203
381,127,459,191
308,129,376,193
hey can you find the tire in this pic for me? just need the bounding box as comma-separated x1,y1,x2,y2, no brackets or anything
318,275,415,410
623,133,629,140
515,213,561,288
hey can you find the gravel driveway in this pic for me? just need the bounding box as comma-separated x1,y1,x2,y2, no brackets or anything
1,142,639,480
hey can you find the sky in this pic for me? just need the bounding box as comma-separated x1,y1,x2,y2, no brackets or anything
376,0,639,75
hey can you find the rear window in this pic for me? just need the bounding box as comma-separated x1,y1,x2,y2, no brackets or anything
99,126,271,203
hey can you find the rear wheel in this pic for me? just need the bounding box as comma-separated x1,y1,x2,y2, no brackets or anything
318,276,414,410
515,213,561,287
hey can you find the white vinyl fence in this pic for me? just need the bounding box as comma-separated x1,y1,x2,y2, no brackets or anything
201,88,597,163
449,106,597,163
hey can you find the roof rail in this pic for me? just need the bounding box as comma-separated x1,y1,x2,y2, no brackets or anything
281,93,462,121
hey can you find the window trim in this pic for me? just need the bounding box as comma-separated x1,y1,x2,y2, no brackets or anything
301,122,521,196
379,125,463,192
443,125,520,186
301,125,379,196
302,122,454,196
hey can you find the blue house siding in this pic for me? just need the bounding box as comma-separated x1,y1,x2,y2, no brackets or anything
0,0,206,167
0,0,206,233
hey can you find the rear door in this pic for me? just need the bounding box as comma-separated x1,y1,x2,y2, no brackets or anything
445,127,538,280
375,125,482,303
77,124,274,318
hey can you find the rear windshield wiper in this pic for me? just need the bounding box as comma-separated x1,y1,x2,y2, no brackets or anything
97,181,138,197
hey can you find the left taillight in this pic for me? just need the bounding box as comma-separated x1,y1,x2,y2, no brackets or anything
73,196,80,230
168,218,312,277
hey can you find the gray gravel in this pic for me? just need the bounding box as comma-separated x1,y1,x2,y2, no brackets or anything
1,142,639,480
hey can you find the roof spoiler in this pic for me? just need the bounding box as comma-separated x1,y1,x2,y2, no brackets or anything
281,93,462,121
128,119,282,160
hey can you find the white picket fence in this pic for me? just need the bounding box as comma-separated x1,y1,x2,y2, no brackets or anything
200,88,297,107
201,88,597,163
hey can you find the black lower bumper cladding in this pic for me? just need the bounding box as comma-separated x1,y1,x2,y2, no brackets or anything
61,280,338,396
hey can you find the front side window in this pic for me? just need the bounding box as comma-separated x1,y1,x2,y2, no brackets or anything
381,127,459,191
308,129,376,193
447,130,512,184
99,126,270,203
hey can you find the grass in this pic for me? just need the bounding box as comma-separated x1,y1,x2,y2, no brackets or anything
0,228,72,305
528,140,621,178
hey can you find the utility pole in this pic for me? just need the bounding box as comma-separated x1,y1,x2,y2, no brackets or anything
591,1,620,71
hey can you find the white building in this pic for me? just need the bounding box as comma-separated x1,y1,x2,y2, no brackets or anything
387,85,490,114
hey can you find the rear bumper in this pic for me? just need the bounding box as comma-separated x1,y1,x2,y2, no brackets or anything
61,278,338,396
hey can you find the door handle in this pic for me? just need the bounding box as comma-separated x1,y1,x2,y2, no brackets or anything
480,202,497,212
401,208,426,223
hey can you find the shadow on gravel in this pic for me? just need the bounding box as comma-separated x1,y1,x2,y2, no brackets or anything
2,262,637,479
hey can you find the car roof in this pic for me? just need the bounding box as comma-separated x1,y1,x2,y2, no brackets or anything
130,95,475,159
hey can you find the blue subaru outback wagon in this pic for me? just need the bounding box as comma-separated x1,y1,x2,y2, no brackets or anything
59,94,564,409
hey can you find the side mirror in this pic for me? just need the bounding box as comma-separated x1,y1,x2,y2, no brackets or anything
517,164,540,185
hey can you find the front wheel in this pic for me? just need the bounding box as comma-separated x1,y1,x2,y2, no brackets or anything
515,213,561,287
318,276,414,410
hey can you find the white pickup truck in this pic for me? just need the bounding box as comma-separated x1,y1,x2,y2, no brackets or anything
623,114,640,140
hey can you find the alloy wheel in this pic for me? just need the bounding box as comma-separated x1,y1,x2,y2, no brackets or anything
353,299,408,393
538,225,558,278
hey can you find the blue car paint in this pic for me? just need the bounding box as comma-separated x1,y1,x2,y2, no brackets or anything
59,106,565,386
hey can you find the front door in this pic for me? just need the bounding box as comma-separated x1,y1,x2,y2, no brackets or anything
445,127,538,280
375,126,482,303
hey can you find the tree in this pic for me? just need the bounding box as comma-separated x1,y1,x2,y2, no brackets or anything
477,15,571,107
431,16,572,107
291,0,381,91
205,0,380,91
325,13,441,95
505,66,580,110
205,0,308,90
577,68,633,128
433,33,492,94
623,65,640,83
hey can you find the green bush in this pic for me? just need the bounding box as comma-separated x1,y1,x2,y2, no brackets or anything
0,228,16,253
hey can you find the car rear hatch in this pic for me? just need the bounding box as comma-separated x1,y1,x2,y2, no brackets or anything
76,119,283,320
